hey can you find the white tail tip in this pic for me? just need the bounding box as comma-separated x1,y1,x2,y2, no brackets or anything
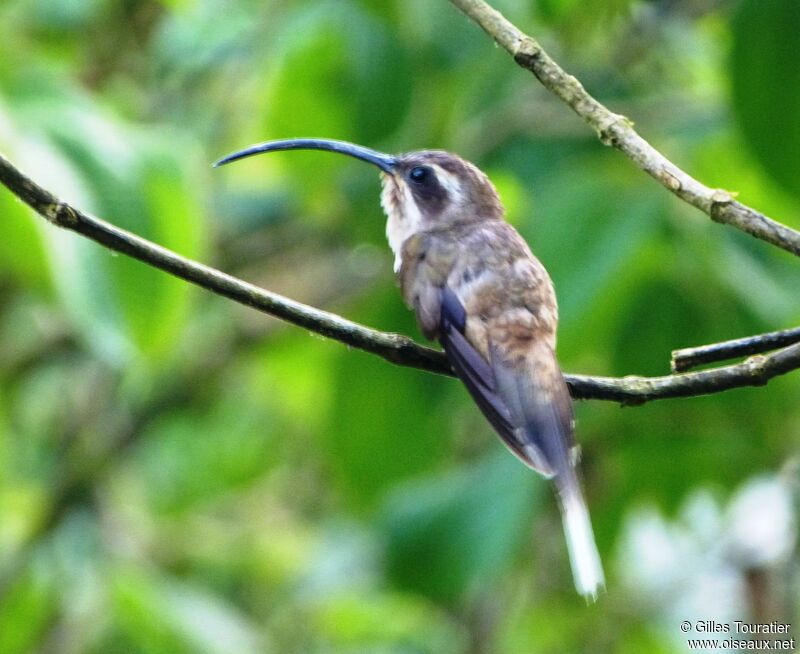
561,491,605,601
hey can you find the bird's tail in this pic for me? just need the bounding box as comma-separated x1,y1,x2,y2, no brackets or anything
556,476,605,601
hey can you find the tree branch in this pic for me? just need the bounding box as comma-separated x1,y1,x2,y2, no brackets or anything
1,153,799,405
0,153,448,375
448,0,800,258
671,326,800,372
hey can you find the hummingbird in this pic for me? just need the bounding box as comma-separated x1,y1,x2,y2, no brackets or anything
215,138,605,599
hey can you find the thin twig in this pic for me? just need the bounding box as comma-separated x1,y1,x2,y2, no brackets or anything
447,0,800,258
567,343,800,404
1,153,799,405
672,326,800,372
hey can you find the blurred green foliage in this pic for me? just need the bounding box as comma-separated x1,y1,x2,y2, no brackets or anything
0,0,798,652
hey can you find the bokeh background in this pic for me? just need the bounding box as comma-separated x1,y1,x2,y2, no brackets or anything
0,0,799,652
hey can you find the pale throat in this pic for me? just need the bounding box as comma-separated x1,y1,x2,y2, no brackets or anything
381,179,424,272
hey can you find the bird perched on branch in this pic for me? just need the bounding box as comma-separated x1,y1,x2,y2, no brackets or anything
215,138,605,599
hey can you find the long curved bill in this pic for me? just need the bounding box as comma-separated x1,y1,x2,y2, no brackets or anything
213,138,397,172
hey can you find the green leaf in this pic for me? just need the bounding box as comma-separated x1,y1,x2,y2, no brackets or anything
111,567,263,654
381,450,542,600
0,169,50,291
730,0,800,200
533,0,636,43
0,566,57,654
312,591,466,653
14,0,105,31
0,106,52,292
115,138,208,360
494,146,663,354
32,102,208,364
111,568,199,654
0,191,49,289
324,289,452,510
262,1,412,145
132,394,279,515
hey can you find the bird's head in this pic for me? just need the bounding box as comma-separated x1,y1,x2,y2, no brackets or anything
377,149,503,230
215,139,504,262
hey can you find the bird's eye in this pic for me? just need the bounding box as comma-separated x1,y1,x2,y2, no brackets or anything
409,166,432,184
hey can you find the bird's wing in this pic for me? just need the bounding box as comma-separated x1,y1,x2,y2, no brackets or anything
401,227,573,476
439,288,516,440
489,338,575,479
440,287,575,477
440,286,559,472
